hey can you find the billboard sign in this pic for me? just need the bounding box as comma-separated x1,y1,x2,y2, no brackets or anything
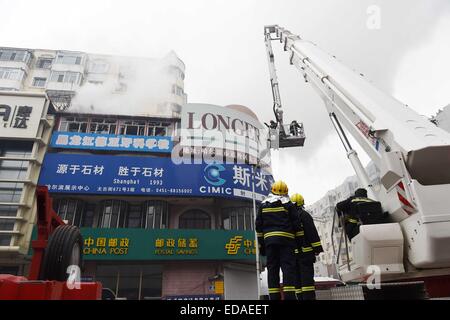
30,228,257,261
50,131,172,153
179,103,270,166
38,153,273,201
0,93,47,139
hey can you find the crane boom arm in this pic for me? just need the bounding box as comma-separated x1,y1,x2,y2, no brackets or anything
264,25,450,273
264,25,450,186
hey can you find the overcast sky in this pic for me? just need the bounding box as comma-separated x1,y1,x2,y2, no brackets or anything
1,0,449,203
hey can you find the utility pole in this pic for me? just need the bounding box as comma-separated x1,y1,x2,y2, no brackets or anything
251,166,261,299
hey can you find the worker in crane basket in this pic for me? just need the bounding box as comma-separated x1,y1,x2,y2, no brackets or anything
256,180,301,300
291,193,323,300
336,188,383,240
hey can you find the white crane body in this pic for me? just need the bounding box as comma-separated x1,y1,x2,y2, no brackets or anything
264,25,450,281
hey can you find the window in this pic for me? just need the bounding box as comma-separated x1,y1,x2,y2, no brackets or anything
168,66,185,80
143,201,168,229
0,49,31,63
171,85,184,96
89,60,109,73
32,77,46,87
126,204,143,228
50,71,81,84
117,265,141,300
0,141,33,246
54,199,84,226
95,264,162,300
118,120,146,136
35,58,53,69
81,203,96,227
89,118,117,134
100,200,127,228
147,121,170,136
0,68,24,81
179,209,211,229
221,207,254,230
141,265,163,300
55,54,83,65
58,116,89,133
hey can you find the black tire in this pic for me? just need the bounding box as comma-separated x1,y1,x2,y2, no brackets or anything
39,225,83,281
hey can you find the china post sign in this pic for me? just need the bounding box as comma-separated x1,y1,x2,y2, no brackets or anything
50,131,172,153
38,153,273,201
79,228,257,261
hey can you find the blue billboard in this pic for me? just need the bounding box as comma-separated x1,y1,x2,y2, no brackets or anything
50,131,172,153
38,153,273,201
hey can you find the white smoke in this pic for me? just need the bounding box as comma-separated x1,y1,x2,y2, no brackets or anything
70,53,179,116
392,12,450,116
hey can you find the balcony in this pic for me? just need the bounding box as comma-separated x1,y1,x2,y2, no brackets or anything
0,78,23,91
46,81,80,92
51,52,87,74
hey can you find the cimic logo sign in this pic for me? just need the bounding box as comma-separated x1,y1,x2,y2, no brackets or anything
201,163,232,195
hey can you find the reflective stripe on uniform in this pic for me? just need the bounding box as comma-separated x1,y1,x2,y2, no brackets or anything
311,241,321,247
262,207,288,213
301,286,315,292
295,289,302,294
283,286,296,292
302,246,313,253
294,249,299,254
347,218,358,224
256,233,263,237
351,197,374,203
268,288,280,293
295,231,304,237
264,231,295,239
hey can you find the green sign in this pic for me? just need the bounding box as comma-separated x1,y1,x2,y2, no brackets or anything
77,228,256,261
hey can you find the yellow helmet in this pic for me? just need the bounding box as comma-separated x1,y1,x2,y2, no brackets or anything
271,180,288,195
290,193,304,206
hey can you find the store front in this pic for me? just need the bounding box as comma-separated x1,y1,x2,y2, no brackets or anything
75,228,257,300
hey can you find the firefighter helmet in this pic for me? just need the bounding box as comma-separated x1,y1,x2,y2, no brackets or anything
290,193,304,206
271,180,288,195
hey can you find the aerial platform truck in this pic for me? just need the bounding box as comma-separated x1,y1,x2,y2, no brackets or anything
264,25,450,298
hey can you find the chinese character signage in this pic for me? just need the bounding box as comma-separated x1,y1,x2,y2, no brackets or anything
0,93,47,139
38,153,273,201
50,131,173,153
73,229,256,261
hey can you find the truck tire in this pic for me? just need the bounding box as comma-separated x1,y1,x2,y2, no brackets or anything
39,225,83,281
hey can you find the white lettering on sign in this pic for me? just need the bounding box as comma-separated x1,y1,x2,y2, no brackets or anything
254,171,268,191
55,163,104,175
199,186,232,195
108,137,120,147
69,135,82,146
95,136,108,147
82,136,95,146
55,134,69,145
158,139,170,150
233,165,251,188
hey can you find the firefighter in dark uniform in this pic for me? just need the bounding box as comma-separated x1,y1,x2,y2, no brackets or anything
336,188,382,240
291,193,323,300
256,180,301,300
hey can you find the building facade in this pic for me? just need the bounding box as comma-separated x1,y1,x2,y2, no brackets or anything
37,103,271,300
0,92,55,275
0,47,272,300
0,47,186,116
